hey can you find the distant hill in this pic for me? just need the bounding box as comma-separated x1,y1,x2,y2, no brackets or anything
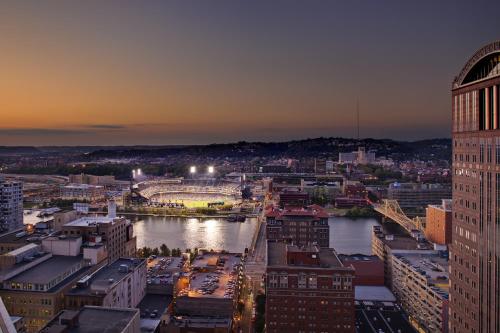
81,137,451,162
0,146,41,155
0,137,452,162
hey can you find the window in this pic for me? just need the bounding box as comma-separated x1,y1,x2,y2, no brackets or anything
279,274,288,288
298,274,307,289
309,275,317,289
479,89,485,130
269,274,278,288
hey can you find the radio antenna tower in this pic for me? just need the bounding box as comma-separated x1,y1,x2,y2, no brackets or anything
356,99,360,141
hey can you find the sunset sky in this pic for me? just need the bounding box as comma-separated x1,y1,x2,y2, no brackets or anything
1,1,499,146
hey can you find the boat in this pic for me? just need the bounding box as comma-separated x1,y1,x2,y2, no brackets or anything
226,214,238,222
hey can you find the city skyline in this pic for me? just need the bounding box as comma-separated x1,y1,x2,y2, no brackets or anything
1,2,499,331
1,1,500,145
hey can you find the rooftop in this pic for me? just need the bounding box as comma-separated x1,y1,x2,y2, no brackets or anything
41,306,139,333
64,216,122,227
62,184,104,189
0,229,45,245
266,204,329,219
267,242,343,268
355,286,396,302
147,256,185,285
373,226,433,251
67,258,145,296
427,199,452,212
338,254,381,262
178,252,242,299
394,253,449,294
7,255,84,285
169,316,232,329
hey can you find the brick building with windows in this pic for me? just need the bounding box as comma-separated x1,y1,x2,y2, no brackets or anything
265,242,355,333
425,199,453,246
450,40,500,333
265,205,329,248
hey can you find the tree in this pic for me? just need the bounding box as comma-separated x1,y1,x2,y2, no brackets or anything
138,246,153,258
160,244,170,256
310,186,329,206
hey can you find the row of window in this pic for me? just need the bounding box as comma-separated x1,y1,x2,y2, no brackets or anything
453,85,500,133
268,274,352,290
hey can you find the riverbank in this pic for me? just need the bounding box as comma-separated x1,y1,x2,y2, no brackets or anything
119,211,241,219
117,208,258,219
327,206,378,218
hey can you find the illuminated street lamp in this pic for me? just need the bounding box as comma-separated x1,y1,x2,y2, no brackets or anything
207,166,215,174
189,166,197,174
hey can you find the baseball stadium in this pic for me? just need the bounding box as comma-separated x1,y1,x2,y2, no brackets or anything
134,178,241,208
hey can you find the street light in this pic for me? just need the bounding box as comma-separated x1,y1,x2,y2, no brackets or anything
208,166,214,174
189,166,197,174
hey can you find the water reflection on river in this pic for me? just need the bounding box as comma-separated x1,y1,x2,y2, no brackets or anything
133,216,259,253
133,215,381,254
329,217,381,254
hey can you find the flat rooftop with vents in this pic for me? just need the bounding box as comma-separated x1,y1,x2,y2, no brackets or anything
63,216,120,227
267,242,343,268
5,255,88,292
67,258,145,296
40,306,140,333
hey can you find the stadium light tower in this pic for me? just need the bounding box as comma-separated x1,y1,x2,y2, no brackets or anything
208,166,215,174
189,166,197,174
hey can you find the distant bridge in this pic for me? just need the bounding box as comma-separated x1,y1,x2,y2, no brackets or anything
372,199,425,234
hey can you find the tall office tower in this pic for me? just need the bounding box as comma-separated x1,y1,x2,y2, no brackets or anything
0,179,23,233
450,40,500,333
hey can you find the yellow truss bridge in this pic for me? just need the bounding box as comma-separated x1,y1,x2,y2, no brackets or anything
372,199,426,234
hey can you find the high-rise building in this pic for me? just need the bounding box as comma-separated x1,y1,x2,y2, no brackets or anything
0,180,23,233
450,40,500,333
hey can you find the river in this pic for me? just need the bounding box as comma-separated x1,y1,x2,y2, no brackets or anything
132,215,380,254
25,211,381,255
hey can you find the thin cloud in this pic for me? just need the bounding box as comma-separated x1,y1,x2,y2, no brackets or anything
0,128,89,136
83,124,127,130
